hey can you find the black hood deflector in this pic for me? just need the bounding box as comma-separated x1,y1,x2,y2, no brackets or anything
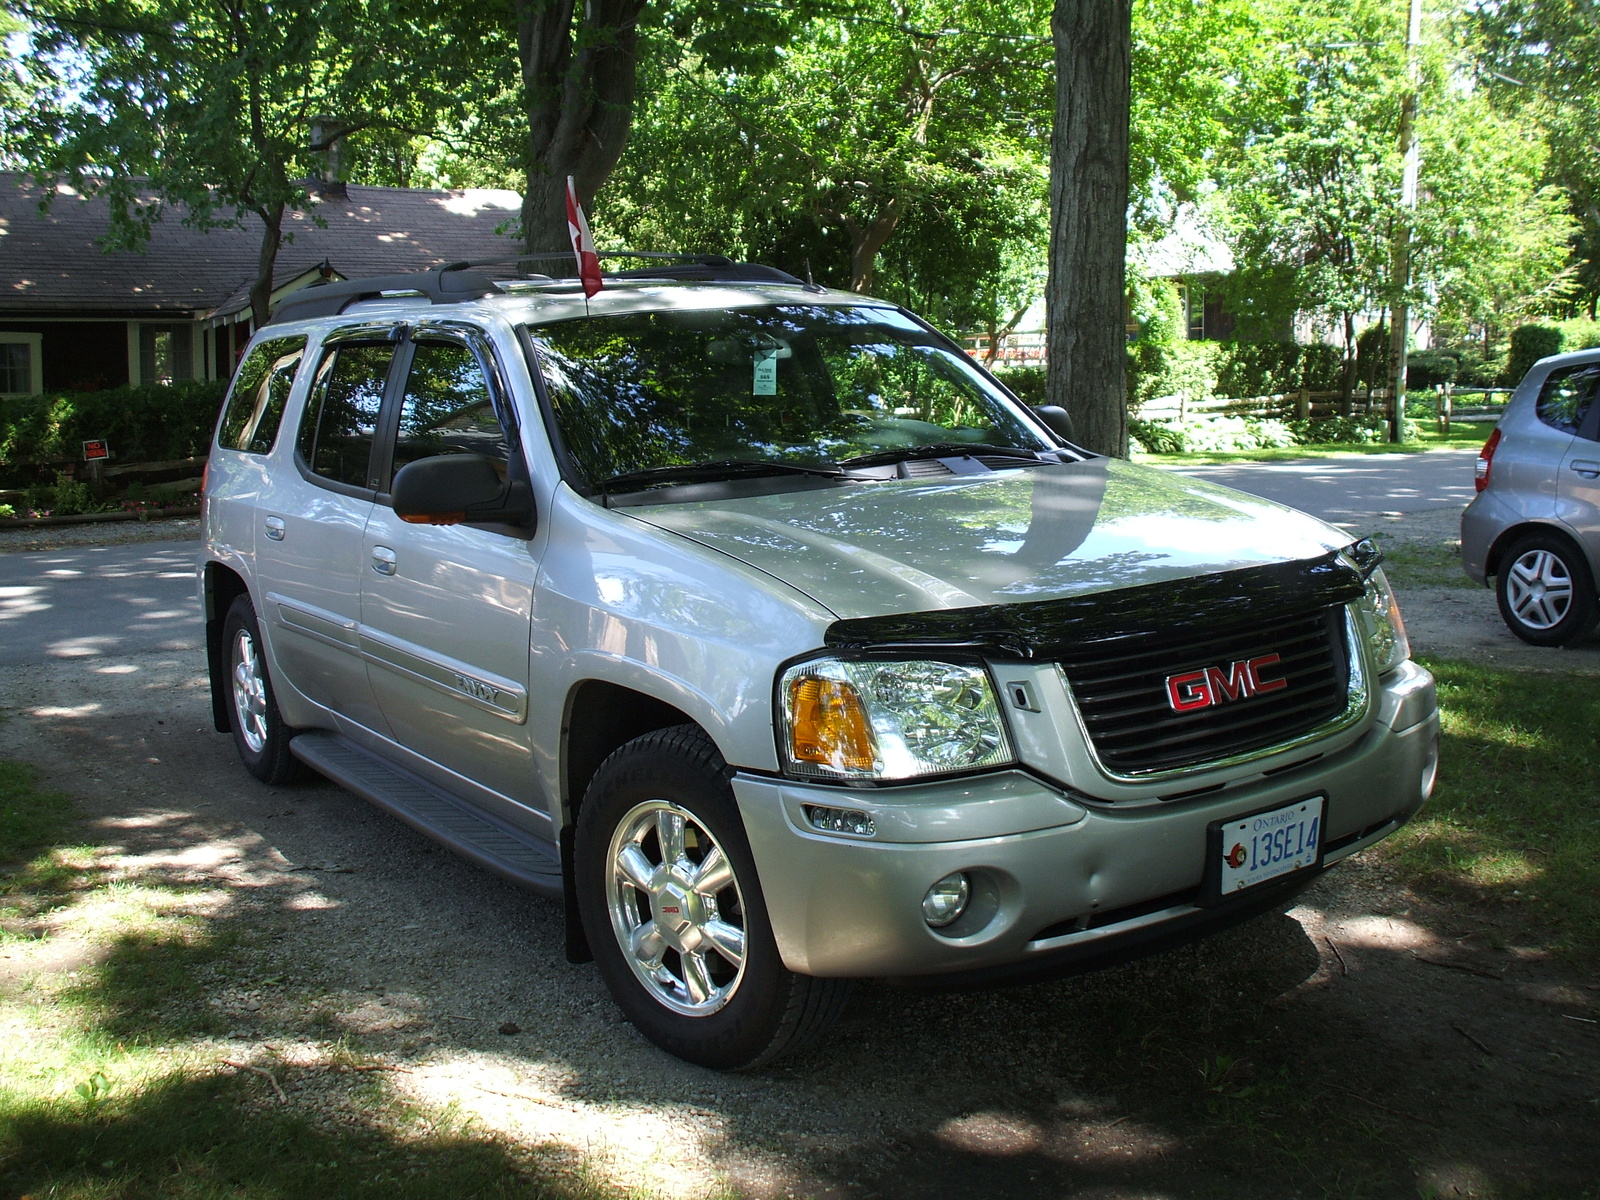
823,551,1366,660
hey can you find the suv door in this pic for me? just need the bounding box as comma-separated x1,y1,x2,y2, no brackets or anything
253,326,400,735
359,328,542,821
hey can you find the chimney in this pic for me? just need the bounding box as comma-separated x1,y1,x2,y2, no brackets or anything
309,116,351,199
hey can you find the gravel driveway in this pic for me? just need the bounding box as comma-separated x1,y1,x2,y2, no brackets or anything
2,501,1596,1198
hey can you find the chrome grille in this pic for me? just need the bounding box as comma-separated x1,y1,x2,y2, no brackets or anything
1059,606,1350,775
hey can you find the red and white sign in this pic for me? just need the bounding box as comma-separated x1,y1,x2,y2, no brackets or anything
82,439,110,462
1165,653,1288,713
564,176,603,299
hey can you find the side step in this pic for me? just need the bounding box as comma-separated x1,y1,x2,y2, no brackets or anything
290,731,562,897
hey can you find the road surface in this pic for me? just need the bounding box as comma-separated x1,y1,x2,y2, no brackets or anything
1173,448,1479,523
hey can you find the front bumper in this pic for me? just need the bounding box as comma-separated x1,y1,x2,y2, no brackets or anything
736,660,1438,979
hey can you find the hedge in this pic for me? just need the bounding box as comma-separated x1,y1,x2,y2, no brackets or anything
0,381,228,483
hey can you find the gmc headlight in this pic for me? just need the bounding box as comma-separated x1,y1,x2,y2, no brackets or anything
1356,566,1410,674
779,658,1014,781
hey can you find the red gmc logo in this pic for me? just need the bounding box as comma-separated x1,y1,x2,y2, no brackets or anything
1165,654,1288,713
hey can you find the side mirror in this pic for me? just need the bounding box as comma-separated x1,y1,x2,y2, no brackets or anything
391,454,531,527
1031,405,1077,445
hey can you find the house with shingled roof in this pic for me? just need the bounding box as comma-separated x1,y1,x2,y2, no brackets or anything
0,173,522,397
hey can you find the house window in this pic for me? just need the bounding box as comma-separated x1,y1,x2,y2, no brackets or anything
139,324,194,386
0,333,43,396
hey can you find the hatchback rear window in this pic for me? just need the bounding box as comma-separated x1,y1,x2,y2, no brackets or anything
217,336,306,454
1535,363,1600,434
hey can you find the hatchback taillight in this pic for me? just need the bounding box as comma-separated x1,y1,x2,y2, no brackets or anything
1475,428,1501,493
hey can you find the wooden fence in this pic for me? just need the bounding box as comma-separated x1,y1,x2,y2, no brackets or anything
1139,384,1510,434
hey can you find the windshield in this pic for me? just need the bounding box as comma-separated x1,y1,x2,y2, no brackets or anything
528,304,1051,488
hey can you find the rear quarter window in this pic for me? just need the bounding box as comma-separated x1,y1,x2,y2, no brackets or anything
217,336,308,453
1535,362,1600,435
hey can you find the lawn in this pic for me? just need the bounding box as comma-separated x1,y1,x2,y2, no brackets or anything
1380,658,1600,962
0,761,625,1200
1134,423,1491,466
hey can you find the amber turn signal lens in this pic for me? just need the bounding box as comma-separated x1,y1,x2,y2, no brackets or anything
788,676,877,772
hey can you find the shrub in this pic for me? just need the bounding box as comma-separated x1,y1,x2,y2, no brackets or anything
1130,414,1297,454
1505,324,1564,388
1129,340,1218,413
1406,352,1458,390
0,380,228,478
1209,342,1343,399
989,365,1045,408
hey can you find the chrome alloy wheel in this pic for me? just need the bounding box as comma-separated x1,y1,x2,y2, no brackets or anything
1506,548,1574,631
230,627,270,754
605,800,748,1017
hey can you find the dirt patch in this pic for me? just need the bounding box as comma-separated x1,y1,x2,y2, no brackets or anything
3,523,1597,1199
0,515,200,555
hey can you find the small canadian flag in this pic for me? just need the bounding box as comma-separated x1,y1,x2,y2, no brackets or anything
565,176,602,298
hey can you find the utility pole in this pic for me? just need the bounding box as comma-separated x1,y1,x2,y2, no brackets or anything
1388,0,1423,443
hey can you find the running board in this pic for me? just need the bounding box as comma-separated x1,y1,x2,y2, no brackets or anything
290,731,562,897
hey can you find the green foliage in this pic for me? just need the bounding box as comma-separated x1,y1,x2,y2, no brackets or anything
1213,342,1343,398
1128,341,1220,413
1506,324,1565,387
0,382,226,477
1131,410,1408,454
990,366,1046,408
1406,352,1458,390
10,0,465,322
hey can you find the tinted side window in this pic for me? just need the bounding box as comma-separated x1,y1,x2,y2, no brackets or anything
297,343,395,489
390,342,510,485
1535,364,1600,435
217,336,307,453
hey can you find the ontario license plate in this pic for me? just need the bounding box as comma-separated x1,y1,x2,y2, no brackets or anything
1209,796,1324,899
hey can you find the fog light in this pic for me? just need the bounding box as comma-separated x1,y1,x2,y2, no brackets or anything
804,805,876,837
922,872,970,928
1420,732,1440,802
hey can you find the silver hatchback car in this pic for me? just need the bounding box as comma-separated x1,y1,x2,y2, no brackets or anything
1462,348,1600,645
201,260,1439,1069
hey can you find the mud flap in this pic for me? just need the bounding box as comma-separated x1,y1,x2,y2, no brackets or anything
561,824,593,964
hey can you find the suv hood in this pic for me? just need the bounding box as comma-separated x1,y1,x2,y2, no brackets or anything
628,458,1352,621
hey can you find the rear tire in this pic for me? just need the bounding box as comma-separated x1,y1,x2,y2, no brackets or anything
574,725,850,1070
1495,531,1598,646
222,594,303,784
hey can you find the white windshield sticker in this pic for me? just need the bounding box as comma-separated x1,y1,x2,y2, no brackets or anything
752,349,778,395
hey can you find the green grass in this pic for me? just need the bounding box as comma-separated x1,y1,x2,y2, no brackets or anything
1135,423,1490,466
0,759,631,1200
1384,658,1600,961
0,759,75,865
1368,535,1476,590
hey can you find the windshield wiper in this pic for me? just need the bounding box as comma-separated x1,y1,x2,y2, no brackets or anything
838,443,1052,469
596,458,865,495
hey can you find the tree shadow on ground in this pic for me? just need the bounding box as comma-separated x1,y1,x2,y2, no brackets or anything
1,1068,612,1200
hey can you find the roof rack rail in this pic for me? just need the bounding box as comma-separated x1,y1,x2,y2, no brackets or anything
265,263,504,325
452,251,806,286
263,252,810,326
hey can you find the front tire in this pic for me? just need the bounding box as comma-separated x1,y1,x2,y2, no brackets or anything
574,725,849,1070
222,595,303,784
1495,531,1599,646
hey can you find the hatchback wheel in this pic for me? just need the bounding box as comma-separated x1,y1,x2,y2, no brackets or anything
1495,532,1599,646
222,595,303,783
575,725,850,1070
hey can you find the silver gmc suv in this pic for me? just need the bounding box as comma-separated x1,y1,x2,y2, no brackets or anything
200,260,1440,1069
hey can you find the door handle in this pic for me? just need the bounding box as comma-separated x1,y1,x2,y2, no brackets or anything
1570,460,1600,479
370,546,397,576
263,516,285,541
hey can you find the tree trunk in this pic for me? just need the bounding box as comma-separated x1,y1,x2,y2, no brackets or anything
842,201,906,294
1045,0,1132,458
1340,311,1356,417
515,0,646,255
249,202,286,330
